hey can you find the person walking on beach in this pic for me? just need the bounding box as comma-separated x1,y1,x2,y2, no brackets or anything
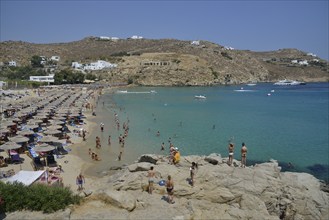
82,129,86,141
95,136,101,148
76,173,85,191
147,166,156,194
166,175,175,204
241,142,248,168
118,151,123,161
108,135,111,145
228,143,234,166
100,122,104,132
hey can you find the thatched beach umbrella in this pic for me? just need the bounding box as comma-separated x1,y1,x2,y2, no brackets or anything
48,119,66,124
17,130,35,136
43,129,61,135
1,121,17,127
0,128,10,134
33,143,55,152
39,135,59,143
9,135,29,143
25,124,39,130
33,144,56,167
28,119,43,124
46,125,62,130
0,141,22,150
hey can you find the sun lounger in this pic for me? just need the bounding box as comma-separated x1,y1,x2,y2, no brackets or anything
11,153,22,164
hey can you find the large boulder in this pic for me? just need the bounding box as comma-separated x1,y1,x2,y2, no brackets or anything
97,190,136,211
204,153,222,165
128,162,153,172
138,154,161,164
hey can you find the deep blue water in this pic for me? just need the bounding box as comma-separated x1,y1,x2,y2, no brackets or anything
101,83,328,182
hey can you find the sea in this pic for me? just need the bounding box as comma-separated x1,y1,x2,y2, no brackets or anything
85,82,329,183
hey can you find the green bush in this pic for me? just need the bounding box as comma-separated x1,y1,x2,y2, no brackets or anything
0,181,82,213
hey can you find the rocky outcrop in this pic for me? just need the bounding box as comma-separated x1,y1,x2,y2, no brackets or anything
4,154,329,220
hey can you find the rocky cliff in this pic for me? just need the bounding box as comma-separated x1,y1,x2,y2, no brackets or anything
4,154,329,220
0,38,328,86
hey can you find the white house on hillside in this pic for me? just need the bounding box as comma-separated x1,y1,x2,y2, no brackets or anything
191,40,200,46
307,53,317,57
224,46,234,50
50,56,60,62
72,60,117,71
130,35,143,39
29,74,55,83
100,36,110,40
8,60,17,67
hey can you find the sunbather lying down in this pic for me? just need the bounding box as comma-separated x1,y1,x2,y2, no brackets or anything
1,169,15,178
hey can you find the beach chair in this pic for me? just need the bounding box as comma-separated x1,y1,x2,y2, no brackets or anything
31,157,44,171
11,153,22,164
47,155,57,167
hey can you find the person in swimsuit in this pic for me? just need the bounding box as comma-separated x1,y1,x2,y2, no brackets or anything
241,142,248,168
228,143,234,166
147,166,156,194
190,162,198,186
76,173,85,191
166,175,174,204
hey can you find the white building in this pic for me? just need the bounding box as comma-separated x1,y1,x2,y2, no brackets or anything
224,46,234,50
307,53,317,57
72,60,117,71
111,37,120,41
72,62,83,69
8,60,17,67
29,74,55,83
50,56,60,62
298,60,309,66
130,35,143,39
99,36,110,40
191,40,200,46
291,60,298,64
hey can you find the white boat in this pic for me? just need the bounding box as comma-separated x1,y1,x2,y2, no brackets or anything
194,95,206,99
150,90,157,94
273,80,306,86
246,83,257,86
117,90,128,93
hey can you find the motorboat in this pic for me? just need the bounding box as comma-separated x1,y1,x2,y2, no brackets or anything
273,80,306,86
246,83,257,86
150,90,157,94
117,90,128,93
194,95,206,99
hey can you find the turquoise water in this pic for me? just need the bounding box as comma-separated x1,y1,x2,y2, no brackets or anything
100,83,328,182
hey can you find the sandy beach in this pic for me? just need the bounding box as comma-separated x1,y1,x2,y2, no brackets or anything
0,86,111,192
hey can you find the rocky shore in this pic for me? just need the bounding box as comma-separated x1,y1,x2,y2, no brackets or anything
4,154,329,220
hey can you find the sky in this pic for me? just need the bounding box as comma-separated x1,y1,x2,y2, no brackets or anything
1,0,328,60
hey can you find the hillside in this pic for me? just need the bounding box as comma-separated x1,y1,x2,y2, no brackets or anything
0,37,328,85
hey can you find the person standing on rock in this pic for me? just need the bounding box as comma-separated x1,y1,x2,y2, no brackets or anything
241,142,248,168
190,162,198,187
147,166,156,194
228,143,234,166
76,173,85,191
166,175,175,204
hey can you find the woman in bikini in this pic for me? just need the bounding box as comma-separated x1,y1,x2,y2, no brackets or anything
228,143,234,166
147,166,156,194
166,175,175,204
